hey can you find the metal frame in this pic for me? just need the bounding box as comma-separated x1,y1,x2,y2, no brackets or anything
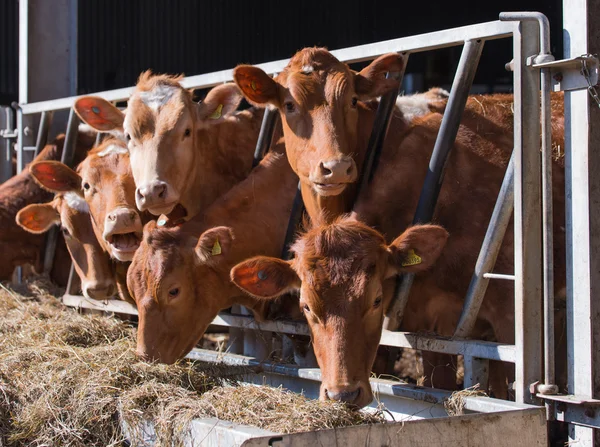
14,13,600,439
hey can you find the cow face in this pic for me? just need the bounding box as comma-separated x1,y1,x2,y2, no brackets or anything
127,222,235,364
234,49,403,199
231,218,447,408
16,193,115,299
30,139,143,263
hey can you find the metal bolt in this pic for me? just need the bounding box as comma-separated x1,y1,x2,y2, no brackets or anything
553,72,563,82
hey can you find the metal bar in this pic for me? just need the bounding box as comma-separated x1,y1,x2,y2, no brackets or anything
384,38,485,331
511,19,543,405
281,182,305,260
62,294,138,314
43,109,79,275
94,131,103,147
65,264,78,296
357,60,408,190
499,12,551,56
19,21,514,115
454,152,515,338
15,107,24,174
1,107,15,182
482,273,516,281
34,111,53,157
562,0,600,440
252,106,279,168
463,356,490,389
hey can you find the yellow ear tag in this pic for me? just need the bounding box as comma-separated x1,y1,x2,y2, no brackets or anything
208,103,223,120
251,80,257,91
211,238,222,256
402,249,422,267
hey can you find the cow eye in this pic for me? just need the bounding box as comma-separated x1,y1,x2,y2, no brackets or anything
303,303,310,313
184,128,191,137
351,97,358,107
125,133,131,142
284,102,295,113
61,227,70,237
373,296,382,308
83,182,91,191
168,287,180,298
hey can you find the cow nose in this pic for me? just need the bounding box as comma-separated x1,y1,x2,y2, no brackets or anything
325,387,361,403
104,207,141,239
84,282,115,300
318,157,356,182
136,181,168,205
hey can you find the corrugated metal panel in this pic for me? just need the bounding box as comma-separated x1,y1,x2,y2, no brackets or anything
73,0,560,95
0,0,18,104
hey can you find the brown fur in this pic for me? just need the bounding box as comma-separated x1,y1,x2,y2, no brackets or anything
127,148,299,363
1,132,95,284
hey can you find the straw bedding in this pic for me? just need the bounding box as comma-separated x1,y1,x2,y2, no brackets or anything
0,278,384,446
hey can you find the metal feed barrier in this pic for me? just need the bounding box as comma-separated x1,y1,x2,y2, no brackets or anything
8,10,600,444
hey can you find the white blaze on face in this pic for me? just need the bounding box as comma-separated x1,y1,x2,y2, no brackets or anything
138,84,179,111
301,65,314,74
97,144,129,157
64,192,90,213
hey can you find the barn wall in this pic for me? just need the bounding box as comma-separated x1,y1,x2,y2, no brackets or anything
0,0,18,104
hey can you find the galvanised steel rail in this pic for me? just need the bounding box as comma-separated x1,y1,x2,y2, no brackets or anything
18,17,555,420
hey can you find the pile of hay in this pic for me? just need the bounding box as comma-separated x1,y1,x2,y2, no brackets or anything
0,278,384,446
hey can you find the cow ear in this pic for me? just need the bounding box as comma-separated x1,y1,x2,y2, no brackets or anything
74,96,125,132
16,203,60,234
354,53,405,100
231,257,300,299
30,161,82,193
195,226,234,262
233,65,279,106
197,83,244,123
386,224,449,276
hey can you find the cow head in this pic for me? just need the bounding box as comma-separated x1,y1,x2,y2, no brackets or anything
127,221,237,364
231,217,448,408
16,191,115,300
75,76,245,219
234,48,403,198
28,139,143,263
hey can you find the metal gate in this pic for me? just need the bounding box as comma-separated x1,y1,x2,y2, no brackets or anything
9,9,600,445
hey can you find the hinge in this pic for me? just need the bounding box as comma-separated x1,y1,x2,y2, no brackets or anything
532,54,599,93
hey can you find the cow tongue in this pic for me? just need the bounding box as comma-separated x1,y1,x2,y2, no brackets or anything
111,233,140,250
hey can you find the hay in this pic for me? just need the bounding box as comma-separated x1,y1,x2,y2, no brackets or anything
443,384,488,416
0,278,384,446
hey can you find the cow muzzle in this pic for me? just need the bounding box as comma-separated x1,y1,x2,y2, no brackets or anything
103,207,143,261
321,381,372,408
309,156,357,196
135,180,179,215
82,280,116,300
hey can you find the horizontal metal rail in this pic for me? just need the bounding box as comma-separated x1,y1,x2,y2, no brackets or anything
18,20,514,115
62,294,515,362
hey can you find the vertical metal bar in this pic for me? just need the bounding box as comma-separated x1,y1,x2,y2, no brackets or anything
252,107,279,167
281,182,305,260
16,107,25,174
34,111,53,157
463,356,490,389
357,58,408,191
563,0,600,441
1,107,15,183
65,264,78,295
227,305,244,355
94,131,103,147
43,109,79,275
384,39,484,331
454,151,515,338
512,20,543,405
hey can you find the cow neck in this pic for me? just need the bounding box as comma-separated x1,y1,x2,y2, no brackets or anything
183,150,298,310
180,108,266,220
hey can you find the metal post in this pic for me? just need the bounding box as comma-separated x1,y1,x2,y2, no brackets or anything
510,19,543,405
384,39,484,331
43,109,79,275
281,182,305,260
0,107,15,182
563,0,600,442
454,152,515,338
463,356,490,389
34,111,53,157
358,59,408,190
252,107,279,168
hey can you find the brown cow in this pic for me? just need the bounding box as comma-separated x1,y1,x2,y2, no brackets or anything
1,132,96,284
232,217,448,407
16,191,115,299
233,47,566,396
76,77,266,220
127,148,298,363
26,138,144,303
